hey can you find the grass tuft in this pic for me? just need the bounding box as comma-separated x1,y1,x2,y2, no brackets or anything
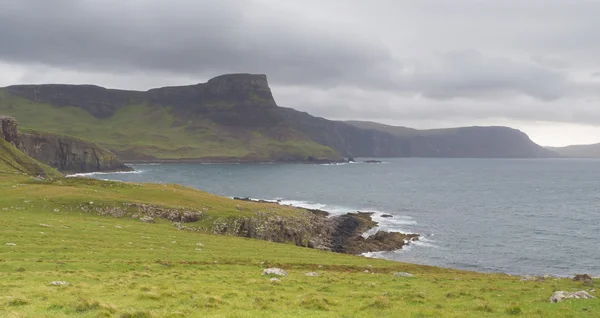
7,298,29,306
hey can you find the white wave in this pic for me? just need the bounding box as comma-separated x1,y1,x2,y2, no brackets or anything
66,170,143,178
361,251,386,258
411,236,439,249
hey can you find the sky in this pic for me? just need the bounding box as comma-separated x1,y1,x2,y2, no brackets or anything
1,0,600,146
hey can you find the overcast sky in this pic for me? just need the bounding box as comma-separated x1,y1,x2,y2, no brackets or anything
1,0,600,146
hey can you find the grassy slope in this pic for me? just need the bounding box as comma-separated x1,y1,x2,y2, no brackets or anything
0,90,337,161
0,139,62,178
0,173,598,317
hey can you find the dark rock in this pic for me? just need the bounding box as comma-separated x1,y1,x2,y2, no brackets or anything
1,115,130,174
0,116,23,149
363,160,383,163
381,214,393,218
574,274,593,282
573,274,594,287
347,157,355,162
19,131,132,174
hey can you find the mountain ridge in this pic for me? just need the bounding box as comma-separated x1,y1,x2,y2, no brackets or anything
1,74,557,160
547,143,600,158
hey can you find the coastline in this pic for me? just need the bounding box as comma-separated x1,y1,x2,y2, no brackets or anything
123,157,350,165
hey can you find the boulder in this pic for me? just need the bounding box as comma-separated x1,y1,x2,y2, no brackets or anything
393,272,414,277
49,281,69,286
550,291,595,303
262,268,288,276
520,275,534,281
381,214,393,218
305,272,319,277
139,216,155,223
574,274,593,281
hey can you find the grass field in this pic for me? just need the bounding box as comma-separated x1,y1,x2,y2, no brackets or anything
0,170,598,317
0,90,337,160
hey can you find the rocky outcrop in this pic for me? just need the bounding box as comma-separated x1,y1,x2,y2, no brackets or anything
19,131,132,174
550,291,595,303
218,200,419,255
0,116,22,149
1,115,130,173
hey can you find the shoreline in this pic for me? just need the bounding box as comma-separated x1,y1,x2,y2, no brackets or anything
123,157,350,165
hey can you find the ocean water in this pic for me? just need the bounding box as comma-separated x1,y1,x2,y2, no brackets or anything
78,158,600,276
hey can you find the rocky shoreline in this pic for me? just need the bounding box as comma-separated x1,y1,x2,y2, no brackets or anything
232,197,419,255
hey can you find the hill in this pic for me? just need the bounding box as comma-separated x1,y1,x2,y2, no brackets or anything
344,121,557,158
0,75,338,162
1,172,597,316
548,143,600,158
1,74,556,160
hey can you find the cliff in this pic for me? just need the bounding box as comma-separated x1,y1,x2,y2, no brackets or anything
19,131,132,174
0,116,130,173
547,143,600,158
1,74,556,160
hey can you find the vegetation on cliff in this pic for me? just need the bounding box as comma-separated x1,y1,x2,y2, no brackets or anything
0,138,62,178
1,115,130,173
0,74,556,162
0,76,339,162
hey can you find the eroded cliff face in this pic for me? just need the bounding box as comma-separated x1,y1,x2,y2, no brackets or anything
0,115,130,173
19,132,132,174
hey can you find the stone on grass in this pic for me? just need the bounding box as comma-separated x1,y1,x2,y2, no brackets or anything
5,243,16,246
520,275,534,281
305,272,319,277
393,272,414,277
574,274,593,282
139,216,154,223
550,291,595,303
262,268,288,276
50,281,69,286
270,278,281,283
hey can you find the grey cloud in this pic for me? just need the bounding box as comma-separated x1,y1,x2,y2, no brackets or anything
396,50,569,101
1,0,600,136
0,0,393,88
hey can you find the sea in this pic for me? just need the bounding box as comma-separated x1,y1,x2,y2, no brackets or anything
73,158,600,276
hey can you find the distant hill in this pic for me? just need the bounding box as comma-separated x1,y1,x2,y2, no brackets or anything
344,121,558,158
0,74,557,161
548,143,600,158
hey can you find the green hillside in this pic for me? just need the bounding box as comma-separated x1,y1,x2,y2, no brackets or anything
0,78,339,162
0,173,597,317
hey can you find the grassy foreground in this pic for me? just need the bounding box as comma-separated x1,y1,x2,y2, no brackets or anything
0,174,598,317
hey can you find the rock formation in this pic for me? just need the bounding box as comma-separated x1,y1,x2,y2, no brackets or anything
0,115,130,173
219,199,419,255
0,116,22,149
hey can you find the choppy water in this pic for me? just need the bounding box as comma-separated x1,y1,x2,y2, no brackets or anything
78,158,600,276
